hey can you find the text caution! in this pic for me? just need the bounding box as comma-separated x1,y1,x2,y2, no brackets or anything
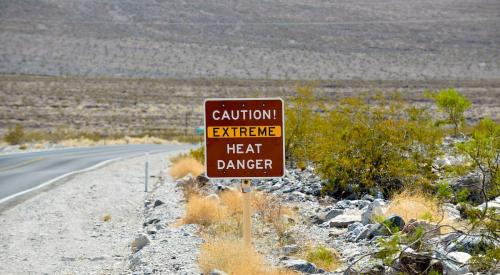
204,98,285,178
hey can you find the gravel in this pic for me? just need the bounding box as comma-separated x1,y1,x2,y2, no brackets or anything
0,151,200,274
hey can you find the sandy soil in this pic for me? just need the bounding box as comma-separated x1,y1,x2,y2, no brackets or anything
0,152,178,274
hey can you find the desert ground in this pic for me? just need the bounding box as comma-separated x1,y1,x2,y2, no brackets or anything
0,76,499,136
0,0,498,80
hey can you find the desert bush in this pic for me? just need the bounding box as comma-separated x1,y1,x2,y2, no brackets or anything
456,118,499,201
454,118,499,271
199,237,297,275
183,194,228,227
189,146,205,164
169,156,204,179
252,192,295,246
305,246,341,271
426,88,471,136
285,86,322,168
4,124,25,145
315,94,443,197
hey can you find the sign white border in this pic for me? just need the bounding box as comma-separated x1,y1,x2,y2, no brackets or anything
203,97,285,179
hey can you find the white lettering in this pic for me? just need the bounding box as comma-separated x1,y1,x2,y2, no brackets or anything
216,159,273,170
217,160,225,169
212,110,221,120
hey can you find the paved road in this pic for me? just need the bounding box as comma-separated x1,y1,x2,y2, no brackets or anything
0,144,194,203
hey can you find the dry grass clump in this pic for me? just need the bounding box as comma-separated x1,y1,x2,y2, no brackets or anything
199,238,298,275
220,190,244,216
304,245,341,272
183,194,228,227
385,189,446,223
102,214,112,222
252,192,296,246
169,156,204,179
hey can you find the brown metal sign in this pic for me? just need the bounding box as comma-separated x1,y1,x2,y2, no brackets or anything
204,98,285,178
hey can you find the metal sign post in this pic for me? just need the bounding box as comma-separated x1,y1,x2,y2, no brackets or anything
145,152,149,192
241,179,252,247
204,98,285,248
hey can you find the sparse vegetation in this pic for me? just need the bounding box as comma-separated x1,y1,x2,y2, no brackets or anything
169,156,204,179
4,124,25,145
286,92,444,198
456,118,499,201
385,190,445,224
182,194,228,227
103,214,112,222
252,192,295,246
305,246,341,271
189,146,205,164
199,238,297,275
426,88,472,136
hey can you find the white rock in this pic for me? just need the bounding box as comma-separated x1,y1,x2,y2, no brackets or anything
131,234,150,253
443,251,471,275
329,211,362,228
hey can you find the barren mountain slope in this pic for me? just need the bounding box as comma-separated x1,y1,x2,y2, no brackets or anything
0,0,499,80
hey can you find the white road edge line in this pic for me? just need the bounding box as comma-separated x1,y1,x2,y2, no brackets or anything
0,148,190,206
0,157,123,205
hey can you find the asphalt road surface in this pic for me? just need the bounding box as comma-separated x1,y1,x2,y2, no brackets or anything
0,144,194,203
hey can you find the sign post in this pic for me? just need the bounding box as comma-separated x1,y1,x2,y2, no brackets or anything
204,98,285,247
241,179,252,247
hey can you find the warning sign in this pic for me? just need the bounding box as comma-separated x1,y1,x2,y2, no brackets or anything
204,98,285,178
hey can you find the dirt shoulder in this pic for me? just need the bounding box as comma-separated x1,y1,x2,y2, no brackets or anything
0,152,182,274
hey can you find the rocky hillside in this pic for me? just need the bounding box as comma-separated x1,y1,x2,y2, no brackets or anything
0,0,499,80
128,161,498,274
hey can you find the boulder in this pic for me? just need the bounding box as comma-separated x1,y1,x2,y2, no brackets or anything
346,222,366,241
153,199,164,208
446,235,495,254
443,203,462,221
281,257,318,273
345,264,385,275
317,209,344,223
354,226,372,241
196,173,210,185
176,174,194,187
361,199,386,225
329,212,362,228
361,194,375,201
476,196,500,214
403,219,440,240
336,200,352,209
366,215,405,239
450,172,485,203
442,252,471,275
398,252,443,274
131,234,150,253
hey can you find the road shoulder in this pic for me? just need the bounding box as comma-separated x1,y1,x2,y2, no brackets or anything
0,152,176,274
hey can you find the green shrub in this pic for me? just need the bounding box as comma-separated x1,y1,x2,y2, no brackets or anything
4,124,25,145
456,118,499,200
284,90,444,197
426,88,471,136
314,94,443,197
305,246,340,271
285,86,322,168
190,146,205,164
